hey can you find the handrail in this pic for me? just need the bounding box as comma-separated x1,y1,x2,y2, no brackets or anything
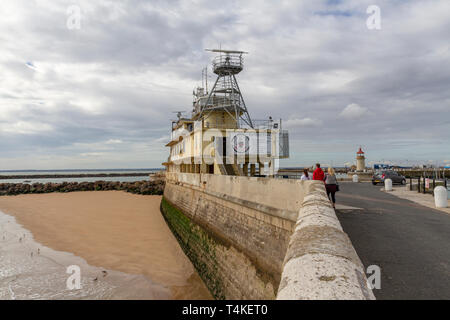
203,119,279,130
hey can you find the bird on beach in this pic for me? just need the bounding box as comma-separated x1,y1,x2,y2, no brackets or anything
93,277,98,282
102,271,108,277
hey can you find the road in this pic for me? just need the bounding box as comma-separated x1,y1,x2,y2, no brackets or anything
335,182,450,300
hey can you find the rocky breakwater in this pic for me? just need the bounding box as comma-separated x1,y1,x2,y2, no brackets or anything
0,180,165,196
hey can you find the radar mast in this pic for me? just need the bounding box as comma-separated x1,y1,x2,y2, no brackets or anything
193,49,253,129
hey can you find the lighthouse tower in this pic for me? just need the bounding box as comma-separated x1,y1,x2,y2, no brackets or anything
356,147,366,172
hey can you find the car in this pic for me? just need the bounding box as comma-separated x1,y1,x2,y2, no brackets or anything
372,170,406,185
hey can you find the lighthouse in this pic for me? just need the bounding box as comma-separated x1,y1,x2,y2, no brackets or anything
356,147,366,172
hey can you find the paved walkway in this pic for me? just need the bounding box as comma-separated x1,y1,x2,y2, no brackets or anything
335,182,450,299
387,185,450,215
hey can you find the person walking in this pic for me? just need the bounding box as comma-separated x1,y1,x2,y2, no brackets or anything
300,168,310,180
325,167,339,209
312,163,325,181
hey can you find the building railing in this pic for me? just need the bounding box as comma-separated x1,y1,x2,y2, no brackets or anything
413,176,449,195
203,119,281,130
212,55,243,74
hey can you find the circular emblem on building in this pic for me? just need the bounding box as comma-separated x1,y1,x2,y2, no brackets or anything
232,134,249,153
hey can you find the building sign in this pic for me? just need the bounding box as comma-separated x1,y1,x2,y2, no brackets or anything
226,131,258,156
232,134,250,154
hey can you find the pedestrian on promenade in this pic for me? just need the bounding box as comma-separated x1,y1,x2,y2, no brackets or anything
300,168,310,180
325,167,339,209
312,163,325,181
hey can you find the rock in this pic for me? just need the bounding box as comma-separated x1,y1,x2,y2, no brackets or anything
0,179,165,196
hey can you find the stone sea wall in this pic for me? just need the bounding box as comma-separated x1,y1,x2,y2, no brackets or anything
161,173,305,299
0,180,165,196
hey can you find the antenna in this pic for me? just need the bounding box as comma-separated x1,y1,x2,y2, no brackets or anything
201,67,209,94
205,67,208,94
172,111,185,120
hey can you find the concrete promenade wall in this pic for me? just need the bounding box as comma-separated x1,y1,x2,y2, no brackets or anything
277,182,375,300
162,173,307,299
166,172,306,218
162,173,373,300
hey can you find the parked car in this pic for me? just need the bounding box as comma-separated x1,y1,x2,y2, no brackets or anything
372,170,406,185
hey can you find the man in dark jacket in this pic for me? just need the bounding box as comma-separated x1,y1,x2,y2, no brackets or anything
313,163,325,181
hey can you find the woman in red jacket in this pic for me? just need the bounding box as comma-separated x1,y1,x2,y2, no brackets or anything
312,163,325,181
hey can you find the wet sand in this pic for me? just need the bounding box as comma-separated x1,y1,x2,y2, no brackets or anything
0,211,172,299
0,191,211,300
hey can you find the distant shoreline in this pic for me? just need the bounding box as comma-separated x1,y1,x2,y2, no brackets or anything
0,173,155,180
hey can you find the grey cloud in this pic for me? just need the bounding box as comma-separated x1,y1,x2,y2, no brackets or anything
0,0,449,169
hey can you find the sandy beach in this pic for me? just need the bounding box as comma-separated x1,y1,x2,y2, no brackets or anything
0,191,211,300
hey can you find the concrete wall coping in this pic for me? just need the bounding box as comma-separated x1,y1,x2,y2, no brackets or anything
277,182,375,300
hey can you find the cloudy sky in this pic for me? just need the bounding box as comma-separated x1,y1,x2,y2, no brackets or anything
1,0,449,169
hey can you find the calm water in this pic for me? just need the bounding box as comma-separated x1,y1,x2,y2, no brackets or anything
0,169,163,184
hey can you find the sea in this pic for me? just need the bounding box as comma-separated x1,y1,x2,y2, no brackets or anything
0,169,163,184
